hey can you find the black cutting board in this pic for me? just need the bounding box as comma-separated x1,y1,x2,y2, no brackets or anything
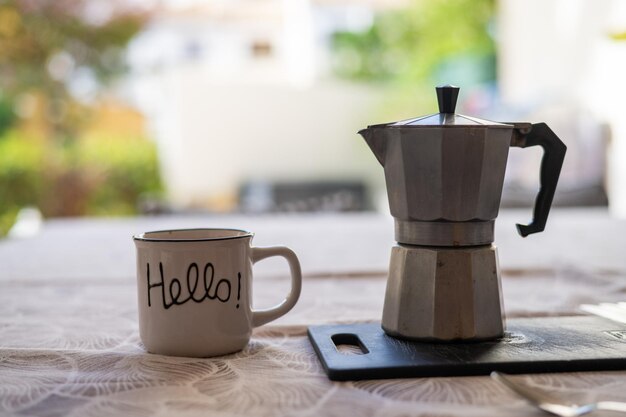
307,316,626,381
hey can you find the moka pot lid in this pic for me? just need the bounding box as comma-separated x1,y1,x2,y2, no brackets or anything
372,85,512,129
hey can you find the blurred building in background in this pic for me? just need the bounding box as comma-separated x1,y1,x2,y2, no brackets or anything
125,0,626,216
1,0,626,233
126,0,392,212
497,0,626,216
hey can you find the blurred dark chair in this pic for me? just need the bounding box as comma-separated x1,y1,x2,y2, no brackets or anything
238,180,370,213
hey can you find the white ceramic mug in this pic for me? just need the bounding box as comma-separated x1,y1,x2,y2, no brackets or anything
133,228,302,357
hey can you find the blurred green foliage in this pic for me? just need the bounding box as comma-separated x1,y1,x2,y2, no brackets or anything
0,2,159,235
76,135,162,216
0,93,16,135
0,132,162,235
610,31,626,41
0,0,146,140
332,0,496,119
0,133,45,234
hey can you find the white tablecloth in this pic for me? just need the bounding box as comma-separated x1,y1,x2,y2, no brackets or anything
1,209,625,417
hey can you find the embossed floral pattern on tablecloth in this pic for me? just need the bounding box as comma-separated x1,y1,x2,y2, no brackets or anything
2,268,626,417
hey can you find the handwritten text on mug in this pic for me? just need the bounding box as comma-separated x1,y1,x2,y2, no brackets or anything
146,262,242,309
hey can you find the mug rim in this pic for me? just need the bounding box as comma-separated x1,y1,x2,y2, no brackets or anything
133,228,254,242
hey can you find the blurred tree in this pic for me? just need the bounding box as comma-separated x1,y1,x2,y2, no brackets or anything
0,1,160,228
331,0,496,118
0,0,146,141
0,92,16,136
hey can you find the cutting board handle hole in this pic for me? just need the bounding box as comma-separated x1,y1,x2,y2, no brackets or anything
331,333,369,355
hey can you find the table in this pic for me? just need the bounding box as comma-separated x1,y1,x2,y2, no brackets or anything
1,208,625,416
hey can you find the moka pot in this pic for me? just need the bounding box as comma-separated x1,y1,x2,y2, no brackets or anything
359,85,566,341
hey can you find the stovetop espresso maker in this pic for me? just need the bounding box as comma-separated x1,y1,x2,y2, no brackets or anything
359,85,566,341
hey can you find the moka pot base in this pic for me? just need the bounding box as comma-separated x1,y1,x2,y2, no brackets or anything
382,243,505,341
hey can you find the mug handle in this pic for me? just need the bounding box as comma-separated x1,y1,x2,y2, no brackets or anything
250,246,302,327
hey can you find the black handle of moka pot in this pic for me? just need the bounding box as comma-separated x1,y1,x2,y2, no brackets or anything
509,122,567,237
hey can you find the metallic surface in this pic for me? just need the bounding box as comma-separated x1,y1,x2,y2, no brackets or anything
361,126,514,227
381,244,505,341
395,219,494,246
389,113,512,127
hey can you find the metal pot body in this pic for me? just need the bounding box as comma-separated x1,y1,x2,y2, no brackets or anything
377,126,513,245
